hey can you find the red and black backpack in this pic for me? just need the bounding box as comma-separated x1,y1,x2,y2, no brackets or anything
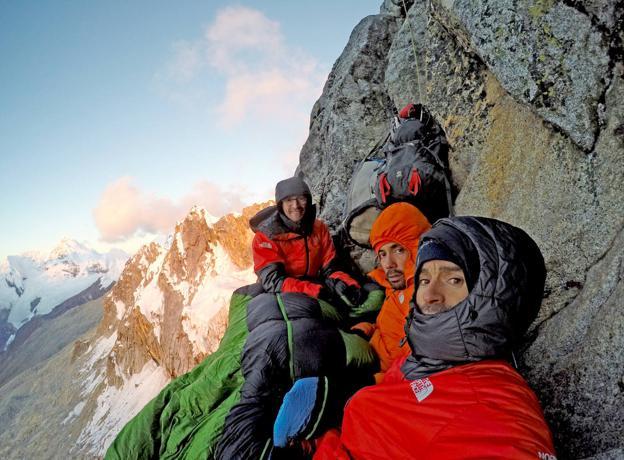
342,103,454,248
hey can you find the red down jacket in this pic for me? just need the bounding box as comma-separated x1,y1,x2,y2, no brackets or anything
314,358,557,460
250,205,358,298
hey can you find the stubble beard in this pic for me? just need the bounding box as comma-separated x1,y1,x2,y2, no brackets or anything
386,269,406,290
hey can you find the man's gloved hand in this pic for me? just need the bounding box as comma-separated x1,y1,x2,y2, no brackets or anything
349,289,385,319
330,279,364,307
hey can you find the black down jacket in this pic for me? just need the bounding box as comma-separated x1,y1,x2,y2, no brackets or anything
402,216,546,379
215,292,376,459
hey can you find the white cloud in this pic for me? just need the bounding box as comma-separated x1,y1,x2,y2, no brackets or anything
93,177,251,242
205,6,283,74
167,40,202,83
159,6,326,128
217,69,321,126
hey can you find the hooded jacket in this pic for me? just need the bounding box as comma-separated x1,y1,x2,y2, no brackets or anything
402,216,546,378
313,216,556,460
250,204,358,299
364,203,431,380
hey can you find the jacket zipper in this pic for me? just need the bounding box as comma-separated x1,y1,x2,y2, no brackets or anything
304,235,310,276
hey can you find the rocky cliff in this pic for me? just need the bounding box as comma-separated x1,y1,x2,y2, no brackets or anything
69,203,266,456
298,1,623,458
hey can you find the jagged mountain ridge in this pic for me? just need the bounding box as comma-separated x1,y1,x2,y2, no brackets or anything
0,238,128,351
70,202,267,456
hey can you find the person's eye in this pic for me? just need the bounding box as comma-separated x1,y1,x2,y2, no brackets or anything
418,278,430,286
448,277,464,285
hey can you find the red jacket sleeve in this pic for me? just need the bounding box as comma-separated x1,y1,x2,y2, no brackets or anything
252,231,323,298
252,231,282,273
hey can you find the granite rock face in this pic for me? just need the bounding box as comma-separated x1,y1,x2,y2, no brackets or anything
433,0,613,152
297,1,624,457
298,14,400,230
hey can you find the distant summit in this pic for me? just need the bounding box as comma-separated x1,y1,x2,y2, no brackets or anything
0,239,129,351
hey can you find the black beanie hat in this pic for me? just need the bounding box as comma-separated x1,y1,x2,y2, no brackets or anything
415,231,480,291
275,177,311,203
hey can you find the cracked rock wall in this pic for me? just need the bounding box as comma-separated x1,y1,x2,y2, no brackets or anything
297,1,623,458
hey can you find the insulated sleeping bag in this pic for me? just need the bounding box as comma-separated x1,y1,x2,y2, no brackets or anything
215,291,377,459
105,284,379,460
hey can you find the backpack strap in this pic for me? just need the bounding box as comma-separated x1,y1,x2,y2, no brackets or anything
412,141,455,217
408,167,422,195
364,131,391,161
377,172,391,204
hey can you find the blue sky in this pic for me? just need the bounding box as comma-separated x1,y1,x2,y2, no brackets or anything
0,1,381,260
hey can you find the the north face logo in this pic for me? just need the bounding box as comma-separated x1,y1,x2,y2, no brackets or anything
259,242,273,249
538,453,557,460
410,378,433,402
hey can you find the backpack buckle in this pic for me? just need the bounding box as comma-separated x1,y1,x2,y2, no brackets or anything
408,168,421,196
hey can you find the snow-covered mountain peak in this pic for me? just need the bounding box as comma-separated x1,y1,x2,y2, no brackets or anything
64,201,273,455
96,202,271,380
0,239,130,348
49,238,92,260
183,205,219,227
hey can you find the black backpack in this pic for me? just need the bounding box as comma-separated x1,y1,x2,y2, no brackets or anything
342,104,453,248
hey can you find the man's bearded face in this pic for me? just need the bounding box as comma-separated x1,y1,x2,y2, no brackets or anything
378,242,409,290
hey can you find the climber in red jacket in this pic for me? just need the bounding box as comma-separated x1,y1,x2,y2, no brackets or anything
314,216,558,460
249,176,362,304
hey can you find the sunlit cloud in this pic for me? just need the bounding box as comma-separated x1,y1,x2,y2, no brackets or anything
93,177,251,242
217,69,320,126
158,6,326,128
205,6,283,74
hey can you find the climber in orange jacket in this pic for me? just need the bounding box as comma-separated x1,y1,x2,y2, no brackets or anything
351,202,431,383
314,216,557,460
249,176,362,303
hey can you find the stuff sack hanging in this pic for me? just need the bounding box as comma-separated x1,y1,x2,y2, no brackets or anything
342,103,453,248
343,159,385,248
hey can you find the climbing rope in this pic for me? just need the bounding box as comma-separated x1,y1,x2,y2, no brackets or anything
401,0,426,106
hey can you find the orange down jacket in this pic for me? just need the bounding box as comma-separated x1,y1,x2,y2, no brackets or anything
314,358,557,460
363,203,431,380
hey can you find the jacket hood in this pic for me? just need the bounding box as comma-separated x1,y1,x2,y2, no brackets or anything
275,176,312,203
402,216,546,379
249,204,317,238
368,202,431,287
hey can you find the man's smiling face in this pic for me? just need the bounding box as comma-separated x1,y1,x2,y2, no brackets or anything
416,260,469,314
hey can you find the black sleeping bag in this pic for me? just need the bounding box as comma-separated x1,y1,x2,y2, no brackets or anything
215,292,377,459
